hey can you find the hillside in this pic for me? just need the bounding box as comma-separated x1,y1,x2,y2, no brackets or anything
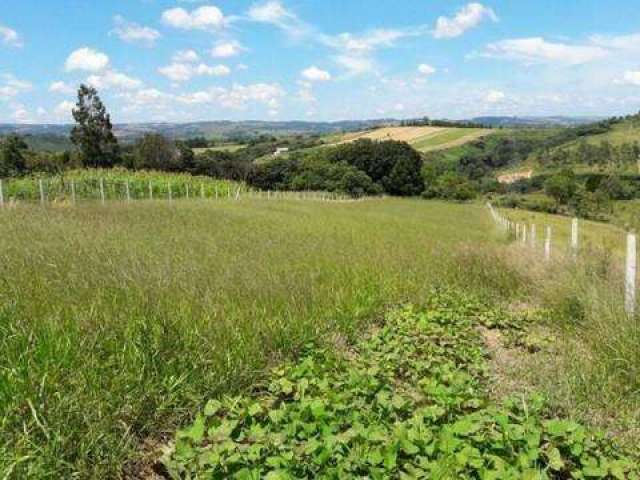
335,126,494,153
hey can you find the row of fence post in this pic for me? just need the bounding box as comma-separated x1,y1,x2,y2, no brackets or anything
487,203,637,317
0,178,361,207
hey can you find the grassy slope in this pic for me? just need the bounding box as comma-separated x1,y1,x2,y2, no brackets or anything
1,199,516,479
333,127,494,153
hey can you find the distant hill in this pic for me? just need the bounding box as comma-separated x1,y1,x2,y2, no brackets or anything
0,119,394,143
471,116,605,128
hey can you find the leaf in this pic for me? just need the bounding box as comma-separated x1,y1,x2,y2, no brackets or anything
204,400,222,417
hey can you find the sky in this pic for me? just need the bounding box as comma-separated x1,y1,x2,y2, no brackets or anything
1,0,640,124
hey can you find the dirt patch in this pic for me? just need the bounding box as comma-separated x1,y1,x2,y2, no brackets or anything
479,327,539,401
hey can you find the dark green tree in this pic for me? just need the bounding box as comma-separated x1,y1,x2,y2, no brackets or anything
133,134,181,171
544,169,577,205
0,134,28,177
70,84,119,168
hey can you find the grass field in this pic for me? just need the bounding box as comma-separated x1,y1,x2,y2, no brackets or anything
336,127,493,153
193,144,245,154
1,198,638,478
1,198,520,479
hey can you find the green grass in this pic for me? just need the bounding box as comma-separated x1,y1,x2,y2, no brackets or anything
411,128,491,152
193,144,245,154
1,168,244,203
0,199,521,479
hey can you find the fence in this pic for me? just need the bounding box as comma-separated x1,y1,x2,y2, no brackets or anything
0,177,361,207
487,202,637,317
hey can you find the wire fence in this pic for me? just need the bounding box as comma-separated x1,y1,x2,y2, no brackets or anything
0,177,362,207
487,202,637,317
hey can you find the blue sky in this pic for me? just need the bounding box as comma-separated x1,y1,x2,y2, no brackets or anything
1,0,640,124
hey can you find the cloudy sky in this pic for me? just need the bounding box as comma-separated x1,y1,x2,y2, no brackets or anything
1,0,640,124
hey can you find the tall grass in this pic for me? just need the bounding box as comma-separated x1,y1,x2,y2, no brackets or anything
0,199,522,479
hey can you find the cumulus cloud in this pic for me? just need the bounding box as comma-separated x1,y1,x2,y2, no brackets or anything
49,81,75,95
590,33,640,51
161,6,225,31
173,50,200,63
158,62,231,82
301,66,331,82
65,47,110,72
111,15,161,47
433,3,497,39
485,89,506,103
321,29,410,53
86,70,143,91
417,64,436,76
173,82,285,109
211,40,245,58
482,37,608,65
0,25,22,47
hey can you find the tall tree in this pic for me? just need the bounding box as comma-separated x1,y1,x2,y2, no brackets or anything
0,134,29,177
70,84,119,167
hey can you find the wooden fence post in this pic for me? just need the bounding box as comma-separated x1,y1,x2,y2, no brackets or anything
168,183,173,202
149,181,153,200
0,179,4,208
186,184,190,200
71,180,76,205
201,183,205,199
126,181,131,202
626,233,637,317
522,224,527,244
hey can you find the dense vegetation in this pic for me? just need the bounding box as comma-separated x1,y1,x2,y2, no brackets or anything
165,293,636,479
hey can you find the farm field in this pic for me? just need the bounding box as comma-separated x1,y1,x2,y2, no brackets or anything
336,126,493,153
193,144,245,154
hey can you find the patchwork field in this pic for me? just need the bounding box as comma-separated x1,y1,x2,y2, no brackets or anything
336,126,493,152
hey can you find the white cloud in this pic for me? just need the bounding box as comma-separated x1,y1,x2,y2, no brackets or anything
301,66,331,82
619,71,640,86
54,100,75,120
247,1,309,37
334,55,375,75
158,62,231,82
0,74,32,99
590,33,640,51
49,81,75,95
218,83,285,109
211,40,245,58
111,15,161,47
86,70,143,91
433,3,497,39
483,37,608,65
173,49,200,63
321,29,410,53
65,47,110,72
485,89,506,103
417,64,436,76
161,6,225,31
0,25,22,47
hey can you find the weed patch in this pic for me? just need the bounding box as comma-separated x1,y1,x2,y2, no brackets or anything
162,292,636,479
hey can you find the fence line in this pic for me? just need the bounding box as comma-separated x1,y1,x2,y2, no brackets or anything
0,177,370,208
487,202,637,317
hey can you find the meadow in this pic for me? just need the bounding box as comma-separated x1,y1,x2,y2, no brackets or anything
1,198,519,478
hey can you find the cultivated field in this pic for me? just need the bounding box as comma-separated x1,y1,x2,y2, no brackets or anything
337,126,493,152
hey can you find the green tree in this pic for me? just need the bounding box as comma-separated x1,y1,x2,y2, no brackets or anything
133,134,181,171
0,134,28,177
385,154,424,196
71,84,120,168
544,169,577,205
